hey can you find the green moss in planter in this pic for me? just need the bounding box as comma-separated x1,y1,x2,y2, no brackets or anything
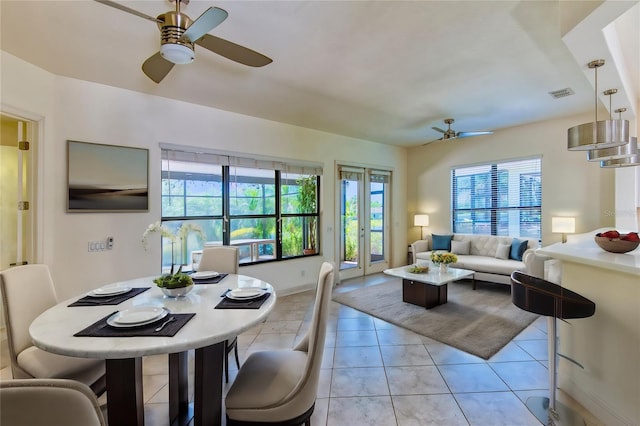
153,269,194,289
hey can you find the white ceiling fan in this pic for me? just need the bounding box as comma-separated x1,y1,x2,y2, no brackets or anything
424,118,493,145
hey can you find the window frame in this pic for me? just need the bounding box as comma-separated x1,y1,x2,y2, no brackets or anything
160,149,321,267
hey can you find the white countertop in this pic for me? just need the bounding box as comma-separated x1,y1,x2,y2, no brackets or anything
29,274,276,359
537,229,640,276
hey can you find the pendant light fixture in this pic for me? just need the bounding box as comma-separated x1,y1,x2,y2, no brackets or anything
587,101,635,161
600,137,639,167
568,59,630,151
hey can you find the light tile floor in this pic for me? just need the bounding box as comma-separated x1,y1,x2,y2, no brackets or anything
1,273,603,426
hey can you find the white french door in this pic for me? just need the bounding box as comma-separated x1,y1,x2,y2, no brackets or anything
337,165,390,280
0,114,34,269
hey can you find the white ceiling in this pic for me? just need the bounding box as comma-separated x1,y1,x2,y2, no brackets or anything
1,1,638,147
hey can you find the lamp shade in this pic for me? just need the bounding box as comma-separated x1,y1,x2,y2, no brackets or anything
551,217,575,234
587,134,637,161
414,214,429,227
600,137,639,167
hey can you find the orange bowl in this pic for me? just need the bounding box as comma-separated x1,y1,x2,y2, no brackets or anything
594,236,640,253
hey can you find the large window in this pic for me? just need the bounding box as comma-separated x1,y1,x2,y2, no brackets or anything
160,148,321,268
451,157,541,239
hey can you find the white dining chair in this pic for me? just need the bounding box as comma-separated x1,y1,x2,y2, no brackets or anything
225,262,335,425
0,378,106,426
0,264,106,394
197,246,241,382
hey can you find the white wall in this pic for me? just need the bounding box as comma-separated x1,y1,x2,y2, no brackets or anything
406,114,617,245
1,51,407,299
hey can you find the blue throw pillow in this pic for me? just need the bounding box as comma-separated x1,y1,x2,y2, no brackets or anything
432,234,453,251
510,239,528,261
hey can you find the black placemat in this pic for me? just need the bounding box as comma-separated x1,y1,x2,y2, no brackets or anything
192,273,228,285
68,287,150,307
215,292,271,309
74,312,195,337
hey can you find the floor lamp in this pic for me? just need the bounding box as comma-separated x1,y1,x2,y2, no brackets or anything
414,214,429,239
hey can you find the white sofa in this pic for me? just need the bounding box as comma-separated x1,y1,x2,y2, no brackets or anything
411,234,539,286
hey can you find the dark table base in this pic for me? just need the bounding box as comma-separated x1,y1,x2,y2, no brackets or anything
402,278,448,309
105,342,224,426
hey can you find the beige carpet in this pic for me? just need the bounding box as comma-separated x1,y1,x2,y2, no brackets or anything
332,279,539,360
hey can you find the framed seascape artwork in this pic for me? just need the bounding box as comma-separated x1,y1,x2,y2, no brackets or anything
67,140,149,212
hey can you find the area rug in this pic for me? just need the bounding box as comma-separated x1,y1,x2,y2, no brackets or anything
332,279,538,359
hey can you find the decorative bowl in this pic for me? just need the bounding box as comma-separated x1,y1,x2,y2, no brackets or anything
161,284,193,298
594,236,640,253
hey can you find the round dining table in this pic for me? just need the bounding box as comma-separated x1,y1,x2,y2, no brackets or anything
29,274,276,426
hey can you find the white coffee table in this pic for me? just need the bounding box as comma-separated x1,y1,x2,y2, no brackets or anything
384,264,474,308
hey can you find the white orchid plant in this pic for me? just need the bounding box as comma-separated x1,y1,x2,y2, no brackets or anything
142,221,206,277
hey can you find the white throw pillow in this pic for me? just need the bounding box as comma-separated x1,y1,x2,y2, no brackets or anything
495,243,511,260
451,240,470,255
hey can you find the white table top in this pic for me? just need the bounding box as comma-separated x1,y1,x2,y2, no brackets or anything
29,274,276,359
537,228,640,276
384,264,475,286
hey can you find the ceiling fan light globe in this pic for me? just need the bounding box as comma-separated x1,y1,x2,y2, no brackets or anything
160,43,194,64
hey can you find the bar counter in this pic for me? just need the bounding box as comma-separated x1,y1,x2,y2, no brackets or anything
537,230,639,426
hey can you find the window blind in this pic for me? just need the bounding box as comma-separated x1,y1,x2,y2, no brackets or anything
451,157,541,239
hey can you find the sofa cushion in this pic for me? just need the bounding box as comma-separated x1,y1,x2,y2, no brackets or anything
432,234,453,251
451,240,470,255
455,255,525,276
510,239,528,261
495,243,511,260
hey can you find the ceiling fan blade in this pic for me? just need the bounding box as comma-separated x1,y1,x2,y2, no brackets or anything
423,137,444,145
182,7,228,43
457,131,494,138
196,34,273,67
142,52,175,83
432,126,447,134
93,0,161,23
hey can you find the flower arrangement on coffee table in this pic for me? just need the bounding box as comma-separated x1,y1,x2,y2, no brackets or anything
430,251,458,265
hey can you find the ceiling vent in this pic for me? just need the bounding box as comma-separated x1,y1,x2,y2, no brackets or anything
549,88,575,99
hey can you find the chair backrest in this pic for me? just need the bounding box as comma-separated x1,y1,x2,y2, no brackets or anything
0,378,106,426
0,264,58,377
286,262,334,406
197,246,239,274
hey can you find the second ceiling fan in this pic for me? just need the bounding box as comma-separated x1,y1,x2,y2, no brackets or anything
95,0,273,83
425,118,493,144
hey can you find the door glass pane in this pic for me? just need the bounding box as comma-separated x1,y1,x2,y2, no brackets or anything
340,178,359,270
369,181,385,264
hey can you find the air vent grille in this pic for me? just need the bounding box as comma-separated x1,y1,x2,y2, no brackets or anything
549,88,575,99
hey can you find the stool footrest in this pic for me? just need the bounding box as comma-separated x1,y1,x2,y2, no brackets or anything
558,352,585,370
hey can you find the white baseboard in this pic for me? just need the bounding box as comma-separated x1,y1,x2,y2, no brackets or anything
560,373,635,426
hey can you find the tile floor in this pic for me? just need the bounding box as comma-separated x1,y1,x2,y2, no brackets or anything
1,273,602,426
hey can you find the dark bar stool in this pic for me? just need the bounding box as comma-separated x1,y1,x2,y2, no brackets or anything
510,271,596,426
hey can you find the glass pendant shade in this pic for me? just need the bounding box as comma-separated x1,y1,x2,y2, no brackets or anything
600,138,639,167
587,131,636,161
567,119,629,151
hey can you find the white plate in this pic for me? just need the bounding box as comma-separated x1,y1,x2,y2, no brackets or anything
191,271,220,279
227,288,267,300
107,307,169,327
88,284,132,297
